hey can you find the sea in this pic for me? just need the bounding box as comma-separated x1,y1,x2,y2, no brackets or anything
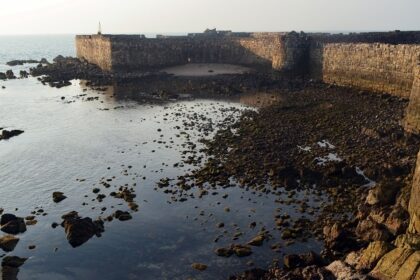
0,35,322,280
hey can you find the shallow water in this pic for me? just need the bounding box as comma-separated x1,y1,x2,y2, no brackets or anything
0,76,323,279
0,36,324,279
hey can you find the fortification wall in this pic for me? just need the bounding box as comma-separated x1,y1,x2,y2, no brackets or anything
318,43,420,98
405,65,420,133
76,33,308,73
76,35,113,71
109,35,289,72
76,31,420,99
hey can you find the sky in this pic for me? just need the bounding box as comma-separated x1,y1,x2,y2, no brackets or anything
0,0,419,35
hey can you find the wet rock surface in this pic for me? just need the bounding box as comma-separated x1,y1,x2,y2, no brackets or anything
52,192,67,203
0,214,26,235
1,256,27,280
61,213,104,248
30,56,111,88
0,236,19,252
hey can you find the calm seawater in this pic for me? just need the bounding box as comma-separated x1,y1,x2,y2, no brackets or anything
0,36,321,279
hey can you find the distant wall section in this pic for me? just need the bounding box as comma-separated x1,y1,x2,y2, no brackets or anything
320,43,420,98
76,35,113,71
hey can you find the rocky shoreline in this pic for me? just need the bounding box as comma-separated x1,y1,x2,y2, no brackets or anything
1,56,419,279
152,82,420,278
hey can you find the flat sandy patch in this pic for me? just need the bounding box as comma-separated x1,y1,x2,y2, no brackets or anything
162,63,252,77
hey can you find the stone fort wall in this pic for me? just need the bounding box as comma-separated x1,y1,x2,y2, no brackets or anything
76,35,113,71
76,33,309,73
314,43,420,98
405,65,420,134
76,32,420,98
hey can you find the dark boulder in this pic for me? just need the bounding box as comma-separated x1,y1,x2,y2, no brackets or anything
283,251,323,269
62,216,104,247
113,210,132,221
52,192,67,203
356,219,393,242
19,70,29,78
0,214,26,235
0,130,24,140
0,235,19,252
5,70,16,79
1,256,27,268
6,59,39,66
366,181,401,206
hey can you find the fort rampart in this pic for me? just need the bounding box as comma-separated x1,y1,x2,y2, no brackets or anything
76,30,420,237
76,31,420,130
76,32,310,73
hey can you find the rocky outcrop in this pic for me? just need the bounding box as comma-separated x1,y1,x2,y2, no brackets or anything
326,261,369,280
30,56,111,88
366,181,401,206
356,241,394,271
408,152,420,234
371,248,419,280
394,234,420,250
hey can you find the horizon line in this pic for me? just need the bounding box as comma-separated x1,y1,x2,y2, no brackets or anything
0,29,417,36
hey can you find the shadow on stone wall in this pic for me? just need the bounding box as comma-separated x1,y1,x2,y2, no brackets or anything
108,33,310,74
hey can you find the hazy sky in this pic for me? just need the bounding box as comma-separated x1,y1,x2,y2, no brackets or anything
0,0,419,35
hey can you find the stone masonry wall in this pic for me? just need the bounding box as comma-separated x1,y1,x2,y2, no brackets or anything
76,33,308,73
76,35,113,71
109,34,288,72
407,66,420,234
405,65,420,133
320,43,420,98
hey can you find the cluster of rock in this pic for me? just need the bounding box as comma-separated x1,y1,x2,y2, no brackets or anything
6,58,48,66
30,55,111,88
0,69,30,80
235,164,420,280
185,85,420,279
0,212,29,280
